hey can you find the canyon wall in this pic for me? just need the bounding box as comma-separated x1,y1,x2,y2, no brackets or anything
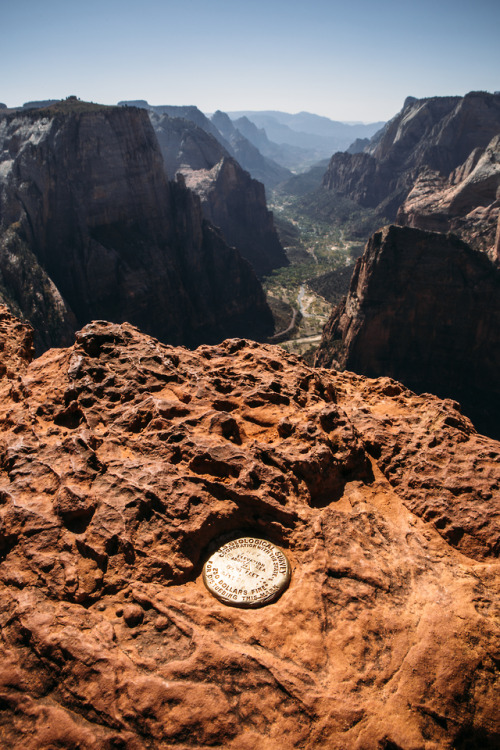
315,225,500,438
322,92,500,254
0,101,273,352
150,111,288,276
398,134,500,262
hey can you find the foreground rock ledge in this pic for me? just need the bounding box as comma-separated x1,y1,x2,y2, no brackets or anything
0,308,499,749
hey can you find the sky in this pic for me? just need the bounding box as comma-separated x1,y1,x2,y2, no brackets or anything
2,0,499,123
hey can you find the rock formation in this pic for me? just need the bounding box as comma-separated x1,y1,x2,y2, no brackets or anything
0,100,273,352
149,112,288,276
315,225,500,439
120,101,291,189
182,156,288,277
398,134,500,262
210,110,291,188
231,114,329,173
0,307,499,748
323,92,500,229
149,111,229,176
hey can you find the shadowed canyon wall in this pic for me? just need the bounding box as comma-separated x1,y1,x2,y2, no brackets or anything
0,101,273,352
315,225,500,439
150,111,288,277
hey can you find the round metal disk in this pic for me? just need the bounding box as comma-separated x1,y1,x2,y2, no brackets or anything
203,537,291,608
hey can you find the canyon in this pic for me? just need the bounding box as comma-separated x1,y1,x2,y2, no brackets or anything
0,91,499,749
310,93,500,438
120,101,291,190
148,109,288,277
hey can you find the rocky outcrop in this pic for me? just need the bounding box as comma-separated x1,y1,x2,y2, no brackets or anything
0,308,498,748
346,137,370,154
149,111,229,175
0,226,78,351
0,100,273,352
398,134,500,261
315,225,500,439
182,156,289,277
121,104,288,275
148,112,288,276
323,92,500,224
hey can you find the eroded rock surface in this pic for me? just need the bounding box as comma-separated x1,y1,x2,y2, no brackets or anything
0,308,499,749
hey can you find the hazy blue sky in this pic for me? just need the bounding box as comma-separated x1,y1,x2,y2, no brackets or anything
2,0,499,122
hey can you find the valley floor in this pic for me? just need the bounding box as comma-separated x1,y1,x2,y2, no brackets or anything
263,192,364,361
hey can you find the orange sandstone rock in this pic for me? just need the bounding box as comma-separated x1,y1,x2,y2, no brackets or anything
0,307,498,748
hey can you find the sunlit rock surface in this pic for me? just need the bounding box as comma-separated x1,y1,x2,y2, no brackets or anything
323,91,500,223
398,134,500,261
0,307,499,749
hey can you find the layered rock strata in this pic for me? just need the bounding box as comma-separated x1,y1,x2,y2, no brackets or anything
0,101,273,352
398,134,500,261
182,156,288,277
323,91,500,231
315,225,500,439
0,307,499,749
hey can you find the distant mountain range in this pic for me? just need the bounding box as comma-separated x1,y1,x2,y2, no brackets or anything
227,110,384,168
120,102,385,174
